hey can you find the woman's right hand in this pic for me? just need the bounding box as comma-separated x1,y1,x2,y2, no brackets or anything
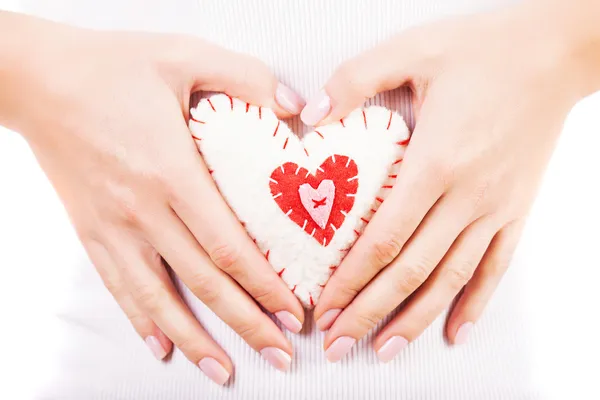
0,13,306,385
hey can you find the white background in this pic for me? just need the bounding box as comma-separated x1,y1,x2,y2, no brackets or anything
1,0,600,399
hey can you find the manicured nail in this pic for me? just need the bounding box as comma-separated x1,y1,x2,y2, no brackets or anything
376,336,409,363
300,89,331,126
454,322,474,345
316,309,342,331
325,336,356,362
260,347,292,372
275,311,303,333
198,357,230,385
275,83,305,114
145,336,167,360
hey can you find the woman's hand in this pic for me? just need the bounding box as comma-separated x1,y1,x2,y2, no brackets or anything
0,13,306,383
306,0,600,362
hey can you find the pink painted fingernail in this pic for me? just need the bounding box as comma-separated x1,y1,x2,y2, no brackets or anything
145,336,167,360
316,309,342,331
275,311,303,333
260,347,292,371
198,357,230,385
275,83,305,114
454,322,474,345
325,336,356,362
376,336,409,363
300,89,331,126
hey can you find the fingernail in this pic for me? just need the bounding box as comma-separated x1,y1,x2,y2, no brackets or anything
300,89,331,126
325,336,356,362
275,83,306,114
316,309,342,331
376,336,409,363
198,357,230,385
454,322,474,345
260,347,292,372
145,336,167,360
275,311,303,333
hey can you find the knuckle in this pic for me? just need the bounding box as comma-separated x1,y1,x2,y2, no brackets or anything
209,242,242,274
233,320,262,343
250,284,277,307
186,272,220,305
445,262,475,289
335,281,361,301
395,263,430,293
370,234,404,267
131,282,168,314
356,310,386,331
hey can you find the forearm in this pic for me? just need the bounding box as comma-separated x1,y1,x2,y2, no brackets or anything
0,12,77,134
521,0,600,98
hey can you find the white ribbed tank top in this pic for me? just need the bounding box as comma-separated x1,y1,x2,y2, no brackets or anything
18,1,545,399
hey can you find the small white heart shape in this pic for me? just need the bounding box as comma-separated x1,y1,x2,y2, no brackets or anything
190,94,410,307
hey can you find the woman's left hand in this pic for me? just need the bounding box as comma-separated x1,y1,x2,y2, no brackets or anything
305,0,600,362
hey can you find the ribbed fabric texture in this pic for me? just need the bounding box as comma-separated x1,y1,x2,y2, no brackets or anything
17,0,542,399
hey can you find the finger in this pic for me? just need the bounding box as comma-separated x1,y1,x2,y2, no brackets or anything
300,28,429,126
323,192,479,362
169,161,304,333
186,39,305,117
314,152,446,330
446,219,525,345
145,209,295,372
373,217,499,362
84,239,173,360
104,232,234,385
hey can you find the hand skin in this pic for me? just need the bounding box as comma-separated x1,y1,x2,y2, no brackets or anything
0,12,307,384
305,0,600,362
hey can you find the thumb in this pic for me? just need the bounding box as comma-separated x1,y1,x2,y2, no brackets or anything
185,39,305,119
300,31,429,126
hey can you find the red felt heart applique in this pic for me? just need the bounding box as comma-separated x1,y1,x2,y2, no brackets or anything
269,155,358,246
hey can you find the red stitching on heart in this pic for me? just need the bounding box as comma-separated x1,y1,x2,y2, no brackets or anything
273,121,280,137
362,110,367,128
226,95,234,110
191,133,202,141
340,118,345,127
386,110,393,130
315,130,324,139
283,137,289,150
397,138,410,146
393,158,403,165
259,106,262,119
381,185,393,189
190,115,205,124
278,268,286,277
246,103,250,113
265,250,270,261
207,99,216,112
270,155,358,247
388,174,398,178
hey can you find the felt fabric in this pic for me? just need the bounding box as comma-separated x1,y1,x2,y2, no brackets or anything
190,94,410,307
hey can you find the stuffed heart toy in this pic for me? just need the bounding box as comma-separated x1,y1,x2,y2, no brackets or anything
189,94,410,307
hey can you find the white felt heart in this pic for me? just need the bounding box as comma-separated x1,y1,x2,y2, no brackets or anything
189,94,410,307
